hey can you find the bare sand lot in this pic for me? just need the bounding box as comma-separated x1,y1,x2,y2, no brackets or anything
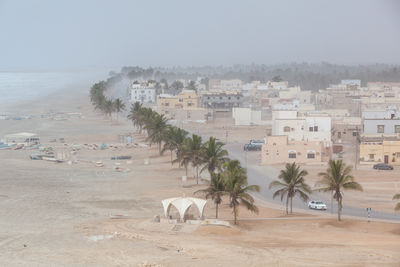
0,88,399,266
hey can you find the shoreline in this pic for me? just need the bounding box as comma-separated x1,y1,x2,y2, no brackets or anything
0,82,399,266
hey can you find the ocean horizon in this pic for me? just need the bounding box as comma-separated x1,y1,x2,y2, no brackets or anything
0,71,107,112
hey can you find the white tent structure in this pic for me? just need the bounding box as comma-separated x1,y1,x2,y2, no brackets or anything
4,132,40,145
161,197,207,221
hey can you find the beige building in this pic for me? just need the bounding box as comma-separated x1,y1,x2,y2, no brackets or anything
261,136,329,165
359,137,400,165
157,90,198,114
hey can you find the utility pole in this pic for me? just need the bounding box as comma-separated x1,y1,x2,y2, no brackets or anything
245,149,248,169
354,126,360,170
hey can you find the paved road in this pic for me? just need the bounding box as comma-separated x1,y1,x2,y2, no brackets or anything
180,126,400,222
225,142,400,222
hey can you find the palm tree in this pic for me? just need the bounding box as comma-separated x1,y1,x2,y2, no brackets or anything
195,173,225,219
127,102,143,131
137,107,156,135
223,160,260,225
393,193,400,211
162,126,188,165
162,125,176,164
177,137,192,176
181,134,203,184
90,81,107,111
315,160,363,221
145,113,169,155
269,162,312,214
113,98,125,121
103,99,115,119
200,137,228,177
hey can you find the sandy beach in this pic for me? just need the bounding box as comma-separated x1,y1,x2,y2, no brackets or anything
0,86,399,266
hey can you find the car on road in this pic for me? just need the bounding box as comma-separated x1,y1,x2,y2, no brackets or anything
308,201,327,210
243,140,264,151
243,143,261,151
373,163,394,170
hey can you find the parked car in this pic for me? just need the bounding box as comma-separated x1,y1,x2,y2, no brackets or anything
244,140,264,151
243,143,261,151
249,139,264,146
373,163,393,170
308,201,327,210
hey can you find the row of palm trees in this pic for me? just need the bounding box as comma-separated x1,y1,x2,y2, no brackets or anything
126,102,398,223
127,102,260,224
90,81,125,119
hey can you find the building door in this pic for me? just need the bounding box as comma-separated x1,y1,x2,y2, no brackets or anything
384,155,389,164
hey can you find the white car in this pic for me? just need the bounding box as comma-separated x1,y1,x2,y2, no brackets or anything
308,201,327,210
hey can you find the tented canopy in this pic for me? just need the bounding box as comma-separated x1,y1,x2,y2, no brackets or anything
161,197,207,220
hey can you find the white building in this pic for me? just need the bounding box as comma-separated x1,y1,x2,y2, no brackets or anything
341,80,361,87
272,110,331,144
278,86,312,104
130,83,156,104
232,108,270,126
362,108,400,135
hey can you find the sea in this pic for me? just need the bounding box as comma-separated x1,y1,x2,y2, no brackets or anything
0,71,107,111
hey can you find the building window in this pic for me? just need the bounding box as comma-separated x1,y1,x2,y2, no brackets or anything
283,126,290,132
395,125,400,133
352,132,358,136
307,153,315,159
338,132,342,138
396,153,400,158
377,125,385,133
314,126,318,132
369,154,374,160
309,127,313,132
179,98,183,102
237,97,240,100
289,153,296,158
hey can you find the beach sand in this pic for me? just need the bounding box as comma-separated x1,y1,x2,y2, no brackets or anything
0,85,399,266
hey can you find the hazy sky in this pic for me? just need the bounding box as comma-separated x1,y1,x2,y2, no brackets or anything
0,0,399,71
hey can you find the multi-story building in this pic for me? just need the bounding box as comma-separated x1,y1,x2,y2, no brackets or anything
157,90,198,114
272,110,331,145
331,117,361,144
200,91,243,109
261,136,329,165
130,82,156,104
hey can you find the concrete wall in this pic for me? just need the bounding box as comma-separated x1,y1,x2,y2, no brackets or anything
162,108,210,121
232,108,262,126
